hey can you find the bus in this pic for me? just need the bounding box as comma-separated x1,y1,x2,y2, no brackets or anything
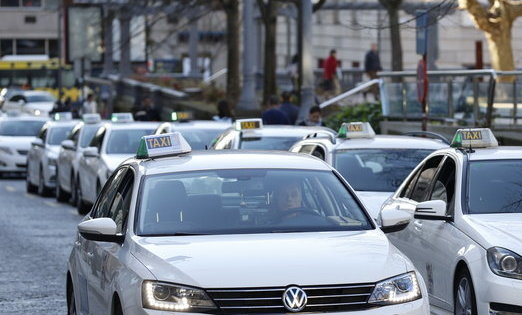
0,55,80,101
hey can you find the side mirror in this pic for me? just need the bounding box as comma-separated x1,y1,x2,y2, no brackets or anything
31,138,44,148
78,218,123,243
380,208,411,233
83,146,99,158
61,140,76,151
414,200,451,221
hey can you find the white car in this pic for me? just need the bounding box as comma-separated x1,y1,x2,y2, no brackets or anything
66,132,430,315
2,90,56,116
380,128,522,315
26,119,79,196
56,114,104,204
290,122,448,220
0,115,48,176
76,114,158,214
210,118,335,151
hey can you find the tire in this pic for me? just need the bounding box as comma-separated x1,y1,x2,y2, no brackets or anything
113,296,123,315
38,166,51,197
56,170,70,202
70,174,78,206
26,165,37,194
76,180,90,215
67,282,77,315
454,269,477,315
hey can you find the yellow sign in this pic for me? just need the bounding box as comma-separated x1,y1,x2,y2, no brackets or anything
461,130,482,141
240,121,260,129
146,135,172,149
348,124,363,132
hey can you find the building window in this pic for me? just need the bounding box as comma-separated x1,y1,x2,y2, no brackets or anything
16,39,45,55
48,39,58,58
24,15,36,23
0,0,42,7
0,39,14,57
22,0,41,6
1,0,19,6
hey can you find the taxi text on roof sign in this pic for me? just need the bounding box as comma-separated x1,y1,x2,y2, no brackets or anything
111,112,134,123
337,122,376,139
171,111,194,121
235,118,263,131
82,113,101,124
136,132,192,159
53,112,73,121
451,128,498,148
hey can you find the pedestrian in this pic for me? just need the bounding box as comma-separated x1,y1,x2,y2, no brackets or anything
82,94,97,114
287,54,299,92
322,49,339,97
134,96,161,121
279,91,299,125
298,106,325,127
364,43,383,100
262,95,290,125
212,99,233,122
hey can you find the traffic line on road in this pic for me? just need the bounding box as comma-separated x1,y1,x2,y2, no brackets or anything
5,185,16,192
44,200,59,208
25,193,36,199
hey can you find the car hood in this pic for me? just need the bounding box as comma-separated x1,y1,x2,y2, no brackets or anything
356,191,393,222
462,214,522,255
0,136,36,150
132,231,412,288
102,154,132,172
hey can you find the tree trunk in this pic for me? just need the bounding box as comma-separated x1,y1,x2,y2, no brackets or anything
387,6,403,72
262,1,278,107
224,0,240,107
485,23,514,82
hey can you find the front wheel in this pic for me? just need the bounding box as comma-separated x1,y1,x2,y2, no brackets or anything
76,180,90,215
26,165,37,194
56,171,70,202
454,269,477,315
67,283,77,315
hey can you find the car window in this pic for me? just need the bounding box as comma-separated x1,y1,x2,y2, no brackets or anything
9,95,23,102
213,131,235,150
26,94,55,102
240,136,302,150
409,155,444,202
107,170,134,234
92,168,128,218
89,126,106,151
105,128,155,154
428,157,456,212
78,125,99,148
0,120,45,136
68,125,81,145
47,126,73,145
38,125,47,142
178,129,226,150
137,169,372,236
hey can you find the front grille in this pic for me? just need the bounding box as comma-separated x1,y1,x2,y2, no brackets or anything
206,283,377,314
17,150,28,155
15,163,27,168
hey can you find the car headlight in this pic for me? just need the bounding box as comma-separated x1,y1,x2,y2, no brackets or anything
368,272,421,305
487,247,522,280
142,281,216,312
0,146,11,154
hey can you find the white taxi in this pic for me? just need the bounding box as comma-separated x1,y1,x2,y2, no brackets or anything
0,115,48,176
56,114,104,203
290,122,448,220
26,116,79,196
75,113,158,214
380,128,522,315
154,112,231,150
66,132,430,315
210,118,335,151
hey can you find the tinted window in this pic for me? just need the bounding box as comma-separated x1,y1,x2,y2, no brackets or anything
47,126,72,145
79,125,100,148
334,149,434,192
106,129,155,154
0,120,45,136
26,94,55,102
179,129,224,150
468,160,522,214
137,169,371,236
240,136,302,150
409,156,443,202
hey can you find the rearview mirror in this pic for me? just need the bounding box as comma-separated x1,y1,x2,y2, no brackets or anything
31,138,44,148
78,218,123,243
61,140,75,151
83,146,99,158
414,200,451,221
380,208,411,233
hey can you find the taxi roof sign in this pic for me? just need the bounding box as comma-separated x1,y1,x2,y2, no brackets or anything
53,112,73,121
82,113,101,124
171,111,194,121
451,128,498,149
136,132,192,159
338,122,375,139
111,112,134,123
235,118,263,131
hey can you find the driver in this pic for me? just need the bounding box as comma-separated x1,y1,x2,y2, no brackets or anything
273,179,303,212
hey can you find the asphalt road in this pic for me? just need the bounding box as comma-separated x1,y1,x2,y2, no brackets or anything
0,177,82,314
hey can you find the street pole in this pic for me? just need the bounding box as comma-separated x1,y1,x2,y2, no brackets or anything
57,5,63,102
103,6,114,76
237,0,258,111
119,6,132,77
189,9,199,78
297,0,315,123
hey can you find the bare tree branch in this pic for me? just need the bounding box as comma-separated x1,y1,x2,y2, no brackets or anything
458,0,496,33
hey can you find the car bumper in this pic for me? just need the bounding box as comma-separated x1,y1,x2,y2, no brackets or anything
476,270,522,315
0,153,27,172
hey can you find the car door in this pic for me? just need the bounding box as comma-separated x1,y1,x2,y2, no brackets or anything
81,167,128,314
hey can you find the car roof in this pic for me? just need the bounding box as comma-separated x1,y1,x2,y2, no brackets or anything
237,125,335,137
127,150,333,176
105,121,160,131
0,115,49,122
20,90,54,96
333,135,448,150
168,120,232,129
437,146,522,161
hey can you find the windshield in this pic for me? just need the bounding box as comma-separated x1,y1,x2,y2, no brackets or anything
106,129,155,154
240,136,302,150
26,94,55,102
334,149,434,192
179,128,225,150
137,169,372,236
47,126,72,145
79,125,99,148
0,120,45,136
468,160,522,214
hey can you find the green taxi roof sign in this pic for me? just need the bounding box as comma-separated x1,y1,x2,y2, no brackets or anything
82,113,101,124
136,132,192,159
235,118,263,131
450,128,498,149
171,111,194,121
53,112,73,121
111,113,134,123
338,122,375,139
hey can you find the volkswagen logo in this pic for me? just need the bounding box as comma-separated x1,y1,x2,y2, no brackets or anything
282,286,307,312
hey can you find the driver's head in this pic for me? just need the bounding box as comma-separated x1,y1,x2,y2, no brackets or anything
273,179,303,211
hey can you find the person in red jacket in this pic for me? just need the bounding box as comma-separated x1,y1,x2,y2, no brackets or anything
322,49,338,96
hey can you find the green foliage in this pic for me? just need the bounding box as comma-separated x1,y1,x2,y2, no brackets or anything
324,102,383,133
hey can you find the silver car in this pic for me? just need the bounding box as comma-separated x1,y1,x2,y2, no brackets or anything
154,120,231,150
26,119,80,196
